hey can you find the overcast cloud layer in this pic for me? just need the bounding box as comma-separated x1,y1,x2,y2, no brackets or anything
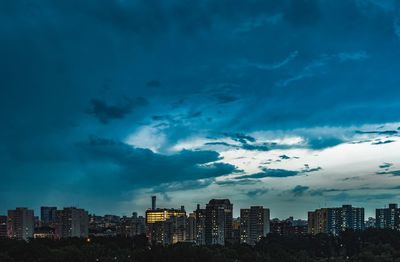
1,0,400,218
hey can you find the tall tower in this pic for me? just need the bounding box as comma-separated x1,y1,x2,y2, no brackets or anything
205,199,233,245
152,196,157,210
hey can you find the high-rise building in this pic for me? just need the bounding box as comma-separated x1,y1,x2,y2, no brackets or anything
240,206,270,245
205,199,233,245
308,209,328,235
145,197,187,245
0,215,7,238
40,207,57,226
376,203,400,230
232,217,241,244
308,205,364,235
7,208,35,240
186,212,196,242
270,217,307,236
56,207,88,238
194,204,206,245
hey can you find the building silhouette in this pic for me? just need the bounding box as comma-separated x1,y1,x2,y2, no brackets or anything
40,207,57,226
56,207,88,238
240,206,270,245
376,203,400,230
7,208,34,240
308,205,364,235
205,199,233,245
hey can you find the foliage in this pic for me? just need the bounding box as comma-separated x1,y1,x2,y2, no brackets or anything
1,230,400,261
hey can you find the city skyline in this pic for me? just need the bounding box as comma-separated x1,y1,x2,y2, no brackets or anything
1,197,399,220
2,197,399,244
2,0,400,219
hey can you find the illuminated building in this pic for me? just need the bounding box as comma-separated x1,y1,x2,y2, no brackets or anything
146,208,186,224
194,204,206,245
7,208,34,241
33,226,57,239
145,196,187,245
205,199,233,245
240,206,270,245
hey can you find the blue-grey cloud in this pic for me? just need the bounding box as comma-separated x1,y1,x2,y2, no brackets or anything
379,162,393,169
238,168,300,179
87,97,148,124
291,185,310,196
246,188,269,198
2,0,400,215
372,139,396,145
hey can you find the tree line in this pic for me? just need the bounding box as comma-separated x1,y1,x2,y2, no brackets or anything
1,229,400,261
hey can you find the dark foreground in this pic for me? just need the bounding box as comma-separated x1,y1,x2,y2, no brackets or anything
1,229,400,262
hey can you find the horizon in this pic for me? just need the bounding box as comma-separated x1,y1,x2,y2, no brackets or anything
1,0,400,220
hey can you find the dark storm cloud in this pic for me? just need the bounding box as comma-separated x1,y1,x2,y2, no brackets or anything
291,185,310,196
78,136,239,187
87,97,148,124
2,0,400,214
306,137,344,150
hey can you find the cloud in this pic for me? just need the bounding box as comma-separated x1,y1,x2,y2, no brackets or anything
372,140,395,145
306,137,344,150
87,97,148,124
379,163,393,169
377,170,400,176
301,165,322,173
78,136,240,187
215,94,240,104
355,130,398,135
238,168,300,179
291,185,309,196
246,188,269,198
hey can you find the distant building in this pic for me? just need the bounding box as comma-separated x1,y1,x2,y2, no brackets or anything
145,196,187,245
376,204,400,230
0,216,7,238
34,226,57,239
308,209,328,235
40,207,57,226
186,212,196,242
205,199,233,245
194,204,206,245
232,217,241,244
308,205,364,235
365,217,376,229
56,207,89,238
240,206,270,245
270,217,307,236
7,208,35,240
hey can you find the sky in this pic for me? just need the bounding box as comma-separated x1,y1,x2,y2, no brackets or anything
1,0,400,219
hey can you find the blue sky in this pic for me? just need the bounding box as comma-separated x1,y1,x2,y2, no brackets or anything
1,0,400,218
